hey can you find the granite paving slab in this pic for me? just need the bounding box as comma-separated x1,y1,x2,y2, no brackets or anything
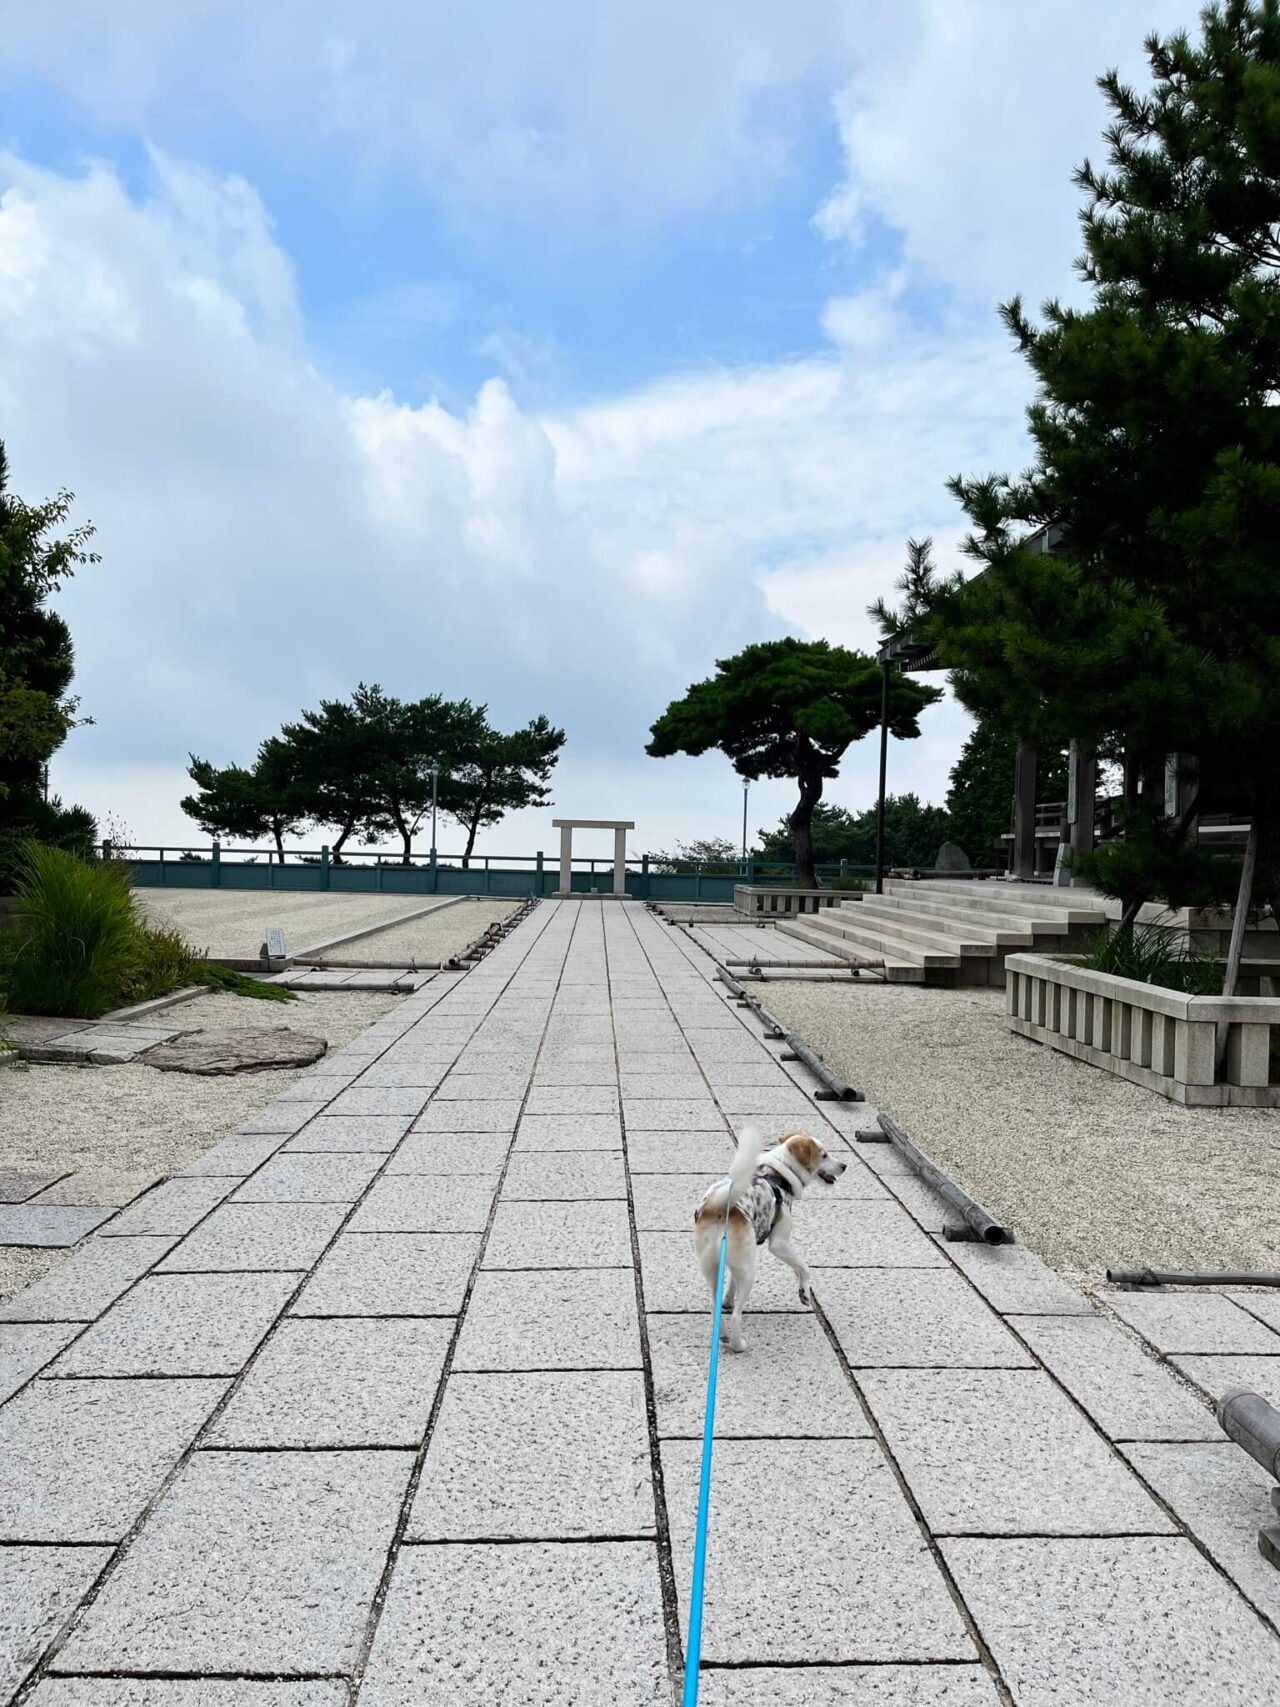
0,1169,68,1203
384,1131,511,1175
514,1113,625,1150
100,1178,236,1238
358,1540,668,1707
208,1317,453,1447
347,1174,498,1233
229,1153,382,1203
1017,1313,1219,1442
938,1242,1094,1316
696,1670,1000,1706
1120,1441,1280,1625
649,1313,866,1437
626,1133,733,1173
501,1151,627,1199
408,1370,653,1540
274,1074,357,1102
880,1173,951,1234
414,1099,522,1131
484,1200,632,1268
630,1173,722,1229
524,1085,620,1114
234,1101,327,1136
290,1232,478,1316
805,1199,951,1268
322,1086,432,1117
53,1449,412,1675
157,1203,347,1272
663,1438,974,1664
431,1072,529,1099
453,1268,640,1370
1226,1290,1280,1335
1100,1289,1280,1355
622,1099,725,1132
860,1368,1172,1536
617,1072,708,1098
35,1168,164,1209
0,1545,111,1699
48,1272,297,1377
28,1684,348,1706
638,1232,812,1314
0,1376,228,1541
283,1115,414,1152
0,1236,176,1323
819,1268,1032,1369
1171,1352,1280,1409
527,1061,619,1086
356,1061,452,1088
0,1206,117,1248
943,1535,1280,1705
175,1135,283,1177
0,1322,80,1401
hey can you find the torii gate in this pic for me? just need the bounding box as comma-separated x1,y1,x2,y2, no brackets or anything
553,818,635,897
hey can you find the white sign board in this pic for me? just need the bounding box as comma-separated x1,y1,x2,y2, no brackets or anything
265,927,287,960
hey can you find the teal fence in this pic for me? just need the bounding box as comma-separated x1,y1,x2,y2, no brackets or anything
116,843,872,905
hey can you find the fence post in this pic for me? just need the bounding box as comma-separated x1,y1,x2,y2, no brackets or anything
211,840,221,887
694,864,703,901
746,859,756,886
484,857,492,895
101,839,112,862
430,847,438,895
321,844,331,889
376,858,384,892
641,853,649,898
159,846,166,886
536,851,544,895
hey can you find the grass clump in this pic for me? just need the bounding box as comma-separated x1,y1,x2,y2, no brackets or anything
1079,924,1223,995
189,961,297,1002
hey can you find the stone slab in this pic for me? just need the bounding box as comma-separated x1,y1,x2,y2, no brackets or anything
49,1272,297,1377
805,1200,950,1268
454,1268,640,1370
617,1072,707,1098
30,1685,347,1706
0,1236,176,1323
717,1085,829,1113
1171,1352,1280,1409
530,1059,621,1086
0,1376,228,1541
359,1540,668,1707
1017,1314,1219,1442
283,1115,414,1152
384,1131,511,1174
229,1153,382,1204
626,1133,732,1173
274,1073,357,1101
291,1232,478,1316
860,1368,1171,1536
622,1099,725,1132
484,1201,632,1268
347,1174,497,1233
1120,1441,1280,1626
697,1670,1000,1706
101,1178,236,1238
638,1232,810,1314
0,1545,112,1699
323,1086,432,1117
432,1071,530,1099
514,1113,624,1150
232,1101,327,1136
357,1061,452,1088
819,1268,1032,1369
0,1205,117,1248
663,1438,973,1663
175,1136,283,1177
649,1313,866,1437
408,1370,653,1540
414,1099,522,1131
501,1151,627,1200
938,1242,1093,1316
942,1535,1280,1705
1100,1289,1280,1355
54,1449,412,1675
881,1173,951,1234
0,1322,80,1401
524,1086,620,1114
0,1169,68,1202
209,1317,453,1447
1227,1290,1280,1335
156,1203,347,1272
631,1173,719,1230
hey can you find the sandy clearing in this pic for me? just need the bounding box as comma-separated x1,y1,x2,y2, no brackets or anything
135,889,457,959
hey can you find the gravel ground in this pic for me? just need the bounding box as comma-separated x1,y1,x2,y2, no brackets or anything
135,890,454,959
762,980,1280,1286
339,898,517,963
0,985,399,1303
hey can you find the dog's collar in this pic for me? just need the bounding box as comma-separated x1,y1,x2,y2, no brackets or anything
761,1153,807,1198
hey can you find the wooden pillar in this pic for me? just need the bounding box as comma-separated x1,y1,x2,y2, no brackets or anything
1012,740,1037,880
1068,740,1097,883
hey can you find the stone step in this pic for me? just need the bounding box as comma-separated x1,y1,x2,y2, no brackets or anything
881,878,1106,926
788,909,963,971
854,893,1045,944
773,918,926,982
842,900,997,956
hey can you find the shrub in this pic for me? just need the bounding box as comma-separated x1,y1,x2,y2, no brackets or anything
1,844,149,1017
189,961,297,1002
1079,925,1222,996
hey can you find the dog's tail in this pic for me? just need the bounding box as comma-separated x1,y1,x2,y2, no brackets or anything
727,1123,768,1204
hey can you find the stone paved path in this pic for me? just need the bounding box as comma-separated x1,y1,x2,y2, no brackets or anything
1,899,1279,1704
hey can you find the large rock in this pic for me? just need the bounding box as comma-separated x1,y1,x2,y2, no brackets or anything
934,841,972,872
144,1028,328,1076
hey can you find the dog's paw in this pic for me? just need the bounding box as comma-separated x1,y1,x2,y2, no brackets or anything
798,1285,811,1306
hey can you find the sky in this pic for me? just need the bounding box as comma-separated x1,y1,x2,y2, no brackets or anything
0,0,1200,859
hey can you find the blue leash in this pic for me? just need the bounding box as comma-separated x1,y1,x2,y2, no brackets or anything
681,1201,730,1706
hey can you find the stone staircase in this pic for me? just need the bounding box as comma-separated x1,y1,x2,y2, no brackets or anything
774,877,1111,985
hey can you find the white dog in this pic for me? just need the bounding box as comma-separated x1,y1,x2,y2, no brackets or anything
692,1125,847,1352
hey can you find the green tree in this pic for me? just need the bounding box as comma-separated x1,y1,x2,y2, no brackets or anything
756,795,953,869
441,713,565,867
646,639,941,889
881,7,1280,997
181,738,308,864
644,836,740,875
945,722,1068,868
0,440,98,883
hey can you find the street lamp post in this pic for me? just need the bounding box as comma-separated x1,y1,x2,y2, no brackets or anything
741,776,749,864
429,762,440,892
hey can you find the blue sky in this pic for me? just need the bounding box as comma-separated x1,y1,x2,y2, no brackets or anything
0,1,1198,855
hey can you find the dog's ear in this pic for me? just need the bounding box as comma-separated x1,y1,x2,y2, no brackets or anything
784,1132,823,1174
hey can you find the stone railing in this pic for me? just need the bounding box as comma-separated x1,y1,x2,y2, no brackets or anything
733,885,855,917
1005,952,1280,1108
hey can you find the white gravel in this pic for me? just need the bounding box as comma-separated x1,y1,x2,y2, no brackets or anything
135,889,457,959
762,980,1280,1286
339,899,518,963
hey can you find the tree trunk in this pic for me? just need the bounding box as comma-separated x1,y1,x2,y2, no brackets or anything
462,811,482,871
791,773,824,890
272,822,285,866
331,821,354,865
1118,788,1202,935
